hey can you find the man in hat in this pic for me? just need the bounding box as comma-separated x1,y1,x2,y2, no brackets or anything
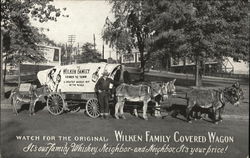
95,70,114,119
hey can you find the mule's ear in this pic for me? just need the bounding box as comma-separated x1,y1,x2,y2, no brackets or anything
172,79,176,84
165,82,169,86
232,82,240,88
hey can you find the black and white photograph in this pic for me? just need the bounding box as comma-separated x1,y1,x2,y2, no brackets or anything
1,0,249,158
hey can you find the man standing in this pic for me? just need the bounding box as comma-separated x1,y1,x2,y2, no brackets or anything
95,70,114,119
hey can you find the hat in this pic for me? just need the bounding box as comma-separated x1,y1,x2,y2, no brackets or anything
102,70,109,76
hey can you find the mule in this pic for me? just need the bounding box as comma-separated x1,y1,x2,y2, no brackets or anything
114,79,176,120
10,85,48,116
138,79,176,118
185,82,243,124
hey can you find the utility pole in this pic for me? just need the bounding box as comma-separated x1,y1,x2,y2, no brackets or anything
77,43,79,55
102,41,104,59
68,35,76,46
68,35,76,64
93,34,96,51
65,43,68,65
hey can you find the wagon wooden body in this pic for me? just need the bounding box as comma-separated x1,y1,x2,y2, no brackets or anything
36,62,123,118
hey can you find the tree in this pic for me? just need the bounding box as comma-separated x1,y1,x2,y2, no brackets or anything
1,0,67,97
102,1,156,80
103,17,134,55
76,42,101,63
148,0,249,86
1,0,66,62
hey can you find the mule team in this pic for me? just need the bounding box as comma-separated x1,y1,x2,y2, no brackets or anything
114,80,176,120
10,77,243,124
114,80,243,124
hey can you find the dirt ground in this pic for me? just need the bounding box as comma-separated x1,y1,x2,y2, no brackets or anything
2,73,249,117
1,73,249,158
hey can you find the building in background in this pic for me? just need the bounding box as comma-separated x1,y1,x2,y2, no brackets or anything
19,45,61,82
37,44,61,66
121,51,141,67
170,56,249,75
119,48,248,79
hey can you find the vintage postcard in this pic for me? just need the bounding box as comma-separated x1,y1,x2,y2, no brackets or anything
1,0,249,158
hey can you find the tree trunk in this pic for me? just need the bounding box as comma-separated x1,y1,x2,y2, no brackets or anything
1,33,5,99
165,57,168,71
3,56,7,83
18,62,21,87
139,44,145,81
140,54,145,81
162,54,169,71
183,56,186,74
195,56,200,87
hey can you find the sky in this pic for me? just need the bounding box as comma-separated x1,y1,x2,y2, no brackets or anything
31,0,116,59
30,0,248,74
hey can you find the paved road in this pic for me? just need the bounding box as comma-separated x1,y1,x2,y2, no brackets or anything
1,109,248,158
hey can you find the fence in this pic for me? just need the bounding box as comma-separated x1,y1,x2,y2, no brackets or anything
204,72,249,80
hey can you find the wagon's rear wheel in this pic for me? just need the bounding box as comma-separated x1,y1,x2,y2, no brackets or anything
47,93,64,115
86,98,100,118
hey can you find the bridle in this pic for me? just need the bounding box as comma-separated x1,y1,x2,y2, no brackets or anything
150,85,162,97
220,87,240,106
161,83,170,97
150,82,170,101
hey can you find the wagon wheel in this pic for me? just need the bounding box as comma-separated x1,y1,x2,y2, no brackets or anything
86,98,100,118
47,93,64,115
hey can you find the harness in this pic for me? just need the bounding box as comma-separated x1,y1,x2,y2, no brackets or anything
222,88,236,105
138,84,152,100
215,88,235,110
120,84,148,100
212,90,225,110
150,82,168,101
139,84,142,99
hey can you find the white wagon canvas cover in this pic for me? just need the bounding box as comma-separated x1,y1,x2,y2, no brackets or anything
37,62,122,93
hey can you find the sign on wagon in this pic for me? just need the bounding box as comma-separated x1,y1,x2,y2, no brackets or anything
37,62,121,93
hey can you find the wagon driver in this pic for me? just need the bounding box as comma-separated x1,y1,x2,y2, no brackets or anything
95,70,114,119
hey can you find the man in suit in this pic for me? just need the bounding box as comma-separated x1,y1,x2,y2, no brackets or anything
95,70,114,119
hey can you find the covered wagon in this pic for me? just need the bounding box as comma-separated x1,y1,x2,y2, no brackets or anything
37,62,123,117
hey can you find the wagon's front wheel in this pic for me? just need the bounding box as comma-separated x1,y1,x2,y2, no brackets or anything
86,98,100,118
47,93,64,115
